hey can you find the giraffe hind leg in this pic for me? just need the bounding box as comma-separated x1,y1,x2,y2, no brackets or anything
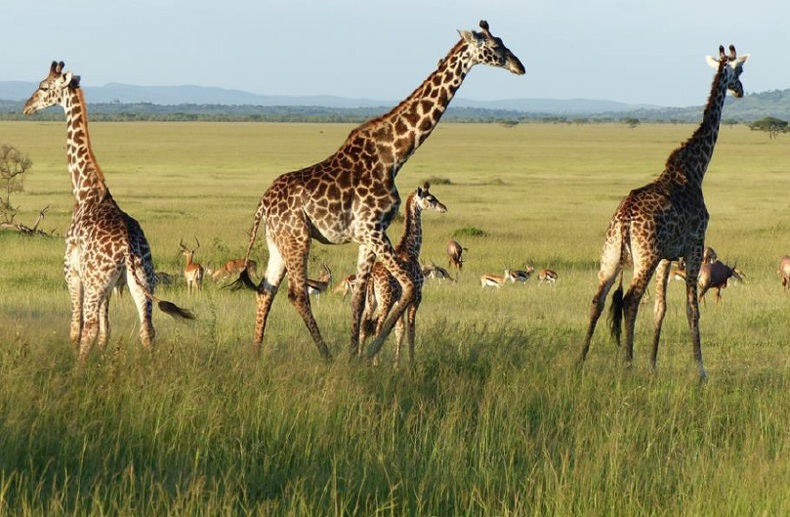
252,234,287,356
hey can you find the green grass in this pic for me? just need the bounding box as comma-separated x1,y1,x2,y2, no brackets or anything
0,121,788,516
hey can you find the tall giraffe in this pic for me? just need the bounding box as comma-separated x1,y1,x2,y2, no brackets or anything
23,61,194,364
579,46,749,380
236,21,524,359
361,183,447,366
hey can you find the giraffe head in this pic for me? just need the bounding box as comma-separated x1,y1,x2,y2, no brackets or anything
23,61,81,115
459,20,525,75
414,182,448,214
705,45,749,98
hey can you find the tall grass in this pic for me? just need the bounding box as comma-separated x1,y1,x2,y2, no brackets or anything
0,121,788,516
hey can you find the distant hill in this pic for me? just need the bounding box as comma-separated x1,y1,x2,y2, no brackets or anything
2,81,790,122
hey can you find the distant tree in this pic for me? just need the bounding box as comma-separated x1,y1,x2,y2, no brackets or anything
0,143,50,235
748,116,789,139
621,117,640,129
723,118,739,128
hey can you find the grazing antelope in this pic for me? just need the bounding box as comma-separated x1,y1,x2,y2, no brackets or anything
481,270,509,288
538,268,558,285
447,240,466,274
306,264,333,304
422,261,454,281
211,258,258,281
362,184,447,365
507,265,535,284
180,239,205,294
698,260,743,304
780,256,790,291
332,273,357,299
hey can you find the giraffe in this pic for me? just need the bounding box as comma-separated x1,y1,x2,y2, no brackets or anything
579,46,748,380
361,183,447,367
23,61,194,364
235,21,524,359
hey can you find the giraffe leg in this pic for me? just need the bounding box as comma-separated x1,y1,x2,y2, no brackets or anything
406,301,419,367
370,282,398,364
66,269,84,351
580,244,621,364
97,296,111,352
621,261,658,367
367,252,415,360
126,264,155,349
252,234,287,355
682,251,706,380
281,251,331,360
64,247,83,350
393,314,406,370
349,245,376,356
650,259,672,371
78,292,104,365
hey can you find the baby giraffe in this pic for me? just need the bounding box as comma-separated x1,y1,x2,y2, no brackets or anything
362,183,447,366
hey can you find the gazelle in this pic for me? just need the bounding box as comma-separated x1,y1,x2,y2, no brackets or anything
447,240,466,274
306,264,333,303
180,238,204,294
538,268,558,285
779,256,790,291
481,270,509,288
211,258,258,281
332,273,357,299
507,264,535,284
422,261,454,281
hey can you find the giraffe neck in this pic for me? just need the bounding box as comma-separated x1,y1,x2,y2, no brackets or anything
345,39,474,176
666,61,730,187
63,87,108,204
395,192,423,260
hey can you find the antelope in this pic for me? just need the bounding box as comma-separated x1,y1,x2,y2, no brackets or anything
422,261,454,281
447,240,466,274
332,273,357,299
306,264,333,303
673,259,743,304
699,260,743,304
507,264,535,284
481,270,509,288
703,245,718,264
538,268,558,285
180,238,205,294
779,256,790,291
211,258,258,281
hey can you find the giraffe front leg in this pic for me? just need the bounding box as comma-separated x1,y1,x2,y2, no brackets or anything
77,294,102,366
349,245,376,357
650,259,672,371
367,254,415,360
98,296,111,352
65,257,83,350
683,263,706,381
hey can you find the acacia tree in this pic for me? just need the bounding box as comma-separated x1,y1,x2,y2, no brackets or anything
0,143,50,235
748,116,789,140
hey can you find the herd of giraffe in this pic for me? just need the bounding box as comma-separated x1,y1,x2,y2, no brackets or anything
20,21,752,379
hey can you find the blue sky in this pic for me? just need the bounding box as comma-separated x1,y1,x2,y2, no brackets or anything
0,0,784,107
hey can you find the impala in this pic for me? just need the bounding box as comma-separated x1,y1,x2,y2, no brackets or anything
447,240,466,274
480,270,509,288
180,238,205,294
307,264,333,303
211,258,258,281
538,268,558,285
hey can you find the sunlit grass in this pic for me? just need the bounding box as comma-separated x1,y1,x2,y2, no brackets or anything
0,121,788,516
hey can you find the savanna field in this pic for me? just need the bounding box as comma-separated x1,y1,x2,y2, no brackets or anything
0,121,788,516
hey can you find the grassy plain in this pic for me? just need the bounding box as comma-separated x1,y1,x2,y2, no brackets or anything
0,121,788,516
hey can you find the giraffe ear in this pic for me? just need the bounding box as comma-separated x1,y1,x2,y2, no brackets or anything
705,55,720,69
458,29,481,46
735,54,750,67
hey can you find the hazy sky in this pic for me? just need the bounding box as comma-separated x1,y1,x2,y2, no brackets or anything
1,0,784,107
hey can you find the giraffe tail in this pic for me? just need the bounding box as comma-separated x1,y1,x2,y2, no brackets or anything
230,194,267,293
125,250,195,320
608,271,624,347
